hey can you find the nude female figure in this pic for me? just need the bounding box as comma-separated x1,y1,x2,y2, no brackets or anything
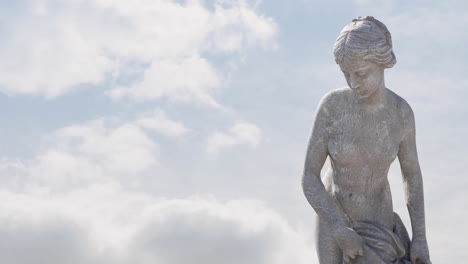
302,17,431,264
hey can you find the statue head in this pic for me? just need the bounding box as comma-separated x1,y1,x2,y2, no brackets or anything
333,17,395,98
333,16,396,69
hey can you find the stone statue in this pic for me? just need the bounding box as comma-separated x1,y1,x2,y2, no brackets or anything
302,17,431,264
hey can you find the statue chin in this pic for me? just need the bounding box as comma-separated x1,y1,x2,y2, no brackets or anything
354,90,368,98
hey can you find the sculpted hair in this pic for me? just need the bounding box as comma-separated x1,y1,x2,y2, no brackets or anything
333,16,396,68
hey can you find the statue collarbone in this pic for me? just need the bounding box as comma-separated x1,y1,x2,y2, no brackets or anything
324,87,405,166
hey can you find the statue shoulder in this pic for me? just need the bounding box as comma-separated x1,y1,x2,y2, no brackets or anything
317,87,352,114
311,88,351,133
386,88,414,126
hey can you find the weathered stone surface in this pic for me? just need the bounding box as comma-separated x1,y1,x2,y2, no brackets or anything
302,16,431,264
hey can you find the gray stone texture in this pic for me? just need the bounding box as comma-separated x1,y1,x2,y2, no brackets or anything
302,16,431,264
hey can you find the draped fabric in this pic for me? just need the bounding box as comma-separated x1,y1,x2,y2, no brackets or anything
347,213,411,264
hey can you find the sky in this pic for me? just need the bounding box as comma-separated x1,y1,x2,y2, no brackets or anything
0,0,467,263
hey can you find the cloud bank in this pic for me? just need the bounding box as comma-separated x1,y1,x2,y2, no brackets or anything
0,0,277,107
0,188,316,264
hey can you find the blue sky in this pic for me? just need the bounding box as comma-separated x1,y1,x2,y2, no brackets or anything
0,0,467,263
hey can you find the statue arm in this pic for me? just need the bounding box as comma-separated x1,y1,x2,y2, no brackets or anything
398,105,427,241
398,105,432,263
302,98,347,231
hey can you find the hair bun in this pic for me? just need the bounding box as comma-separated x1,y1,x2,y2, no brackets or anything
352,16,393,48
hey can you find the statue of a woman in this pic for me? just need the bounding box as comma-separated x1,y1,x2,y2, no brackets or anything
302,17,431,264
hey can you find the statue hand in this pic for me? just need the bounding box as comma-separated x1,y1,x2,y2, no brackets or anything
333,227,365,262
410,239,431,264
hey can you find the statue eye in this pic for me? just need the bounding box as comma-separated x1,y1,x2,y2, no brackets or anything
357,72,367,77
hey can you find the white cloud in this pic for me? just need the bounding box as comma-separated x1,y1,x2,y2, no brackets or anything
0,109,188,191
134,109,189,137
207,122,262,153
44,119,157,174
110,56,222,107
0,0,277,106
0,187,316,264
211,0,278,52
0,158,30,190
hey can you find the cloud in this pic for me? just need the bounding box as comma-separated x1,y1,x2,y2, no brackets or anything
128,196,315,264
0,110,314,263
0,218,99,264
0,187,316,264
0,109,188,191
134,109,189,138
0,0,277,106
210,0,278,52
36,119,158,186
109,56,222,107
206,122,262,153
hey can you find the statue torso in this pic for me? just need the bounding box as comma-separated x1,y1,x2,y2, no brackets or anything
322,88,406,228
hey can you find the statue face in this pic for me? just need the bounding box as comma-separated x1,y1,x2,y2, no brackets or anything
339,57,385,99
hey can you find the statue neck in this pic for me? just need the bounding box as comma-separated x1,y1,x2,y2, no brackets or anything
358,83,387,110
